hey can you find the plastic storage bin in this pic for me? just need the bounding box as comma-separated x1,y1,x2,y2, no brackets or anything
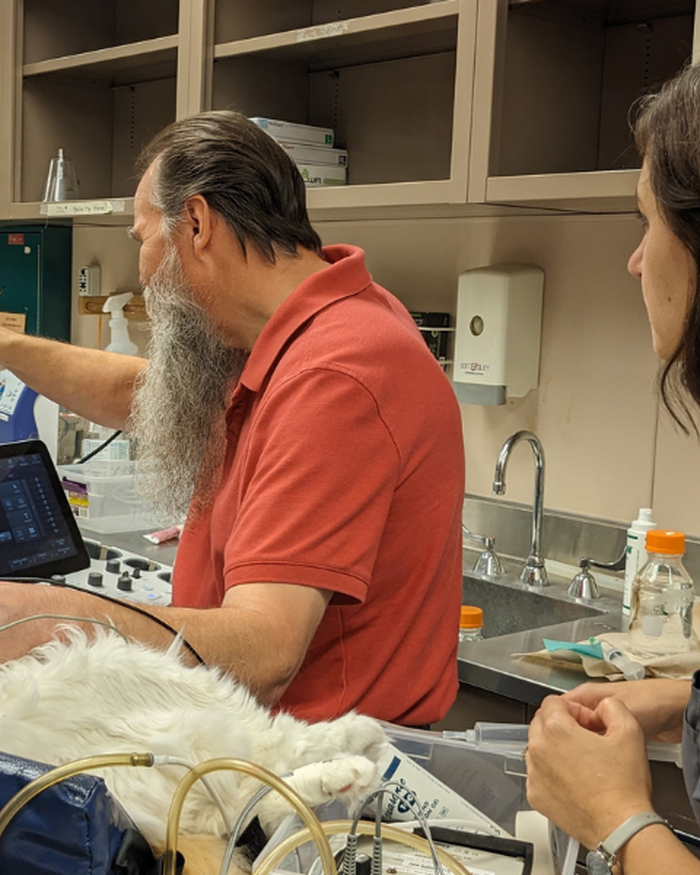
57,461,157,533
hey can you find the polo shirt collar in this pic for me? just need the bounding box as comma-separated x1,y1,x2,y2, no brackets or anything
236,244,372,395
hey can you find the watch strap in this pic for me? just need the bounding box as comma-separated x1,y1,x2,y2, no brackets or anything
600,811,669,859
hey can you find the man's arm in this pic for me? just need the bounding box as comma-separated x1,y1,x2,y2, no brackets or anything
0,328,145,428
0,579,331,705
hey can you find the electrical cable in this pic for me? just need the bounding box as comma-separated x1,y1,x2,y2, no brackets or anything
354,783,443,875
162,758,336,875
0,613,129,643
7,576,206,666
76,429,123,464
385,817,502,834
59,584,206,666
371,796,383,875
255,820,472,875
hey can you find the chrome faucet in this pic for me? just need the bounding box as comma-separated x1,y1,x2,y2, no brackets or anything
462,524,504,579
493,430,547,586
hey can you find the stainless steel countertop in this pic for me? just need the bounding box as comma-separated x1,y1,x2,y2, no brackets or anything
79,525,179,570
457,564,625,706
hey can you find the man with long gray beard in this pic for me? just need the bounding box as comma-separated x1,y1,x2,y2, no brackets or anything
0,111,465,726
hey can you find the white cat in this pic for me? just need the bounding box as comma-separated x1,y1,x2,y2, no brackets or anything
0,630,386,873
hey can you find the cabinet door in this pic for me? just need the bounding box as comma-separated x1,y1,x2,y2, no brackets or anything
469,0,699,212
0,227,71,341
0,231,42,335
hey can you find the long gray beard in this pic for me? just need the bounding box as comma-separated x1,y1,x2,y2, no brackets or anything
129,247,247,522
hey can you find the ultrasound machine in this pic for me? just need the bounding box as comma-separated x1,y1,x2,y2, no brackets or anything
0,439,172,605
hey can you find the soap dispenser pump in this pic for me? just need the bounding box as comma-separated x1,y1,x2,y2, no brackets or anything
103,292,138,355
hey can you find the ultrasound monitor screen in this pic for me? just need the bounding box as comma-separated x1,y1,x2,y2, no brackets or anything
0,440,89,578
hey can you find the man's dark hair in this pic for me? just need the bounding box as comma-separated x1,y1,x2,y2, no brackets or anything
634,64,700,434
137,110,322,263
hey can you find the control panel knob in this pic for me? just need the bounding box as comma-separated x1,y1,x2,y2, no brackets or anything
132,567,142,579
105,559,121,574
117,572,133,592
87,571,103,588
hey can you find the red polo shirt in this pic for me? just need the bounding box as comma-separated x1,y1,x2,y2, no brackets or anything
172,244,464,724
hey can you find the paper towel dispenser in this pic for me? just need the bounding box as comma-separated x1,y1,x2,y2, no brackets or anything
453,265,544,405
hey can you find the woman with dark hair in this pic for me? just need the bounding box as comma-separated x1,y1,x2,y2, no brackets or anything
526,64,700,875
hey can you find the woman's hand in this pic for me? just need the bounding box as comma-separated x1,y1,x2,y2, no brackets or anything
526,694,653,850
563,679,690,742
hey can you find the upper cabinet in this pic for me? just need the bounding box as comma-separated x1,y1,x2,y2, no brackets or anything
469,0,699,212
3,0,195,219
209,0,478,210
1,0,698,219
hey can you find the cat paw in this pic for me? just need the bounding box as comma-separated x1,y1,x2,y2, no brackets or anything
324,713,387,764
319,755,379,804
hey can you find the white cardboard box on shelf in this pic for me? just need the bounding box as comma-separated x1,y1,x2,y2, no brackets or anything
280,142,348,166
297,163,347,187
249,117,334,147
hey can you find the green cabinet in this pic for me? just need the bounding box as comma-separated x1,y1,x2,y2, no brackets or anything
0,224,71,341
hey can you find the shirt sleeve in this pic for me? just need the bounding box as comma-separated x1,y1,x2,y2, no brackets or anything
222,366,401,602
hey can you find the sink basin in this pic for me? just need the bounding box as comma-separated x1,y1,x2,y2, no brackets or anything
462,573,606,639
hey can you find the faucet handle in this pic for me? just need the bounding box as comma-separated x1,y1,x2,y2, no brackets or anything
473,541,504,579
462,526,504,579
587,549,627,573
567,557,601,600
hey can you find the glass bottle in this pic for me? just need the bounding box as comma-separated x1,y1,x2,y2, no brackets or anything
459,605,484,643
628,530,696,658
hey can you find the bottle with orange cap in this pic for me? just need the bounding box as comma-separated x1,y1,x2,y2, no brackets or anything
459,605,484,644
628,530,696,658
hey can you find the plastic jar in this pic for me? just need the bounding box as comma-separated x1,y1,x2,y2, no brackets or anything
459,605,484,643
628,530,696,657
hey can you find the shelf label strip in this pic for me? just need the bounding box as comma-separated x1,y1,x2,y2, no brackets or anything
40,200,126,216
297,21,350,42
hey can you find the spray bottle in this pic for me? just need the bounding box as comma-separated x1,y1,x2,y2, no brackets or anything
103,292,138,355
84,292,138,461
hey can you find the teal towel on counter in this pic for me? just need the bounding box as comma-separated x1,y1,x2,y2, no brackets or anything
542,638,604,659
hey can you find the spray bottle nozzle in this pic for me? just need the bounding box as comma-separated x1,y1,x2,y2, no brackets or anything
102,292,134,317
103,293,138,355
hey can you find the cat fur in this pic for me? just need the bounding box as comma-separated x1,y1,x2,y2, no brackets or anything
0,630,386,866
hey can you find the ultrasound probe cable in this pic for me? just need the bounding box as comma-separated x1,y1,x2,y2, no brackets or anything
0,613,129,643
7,576,206,666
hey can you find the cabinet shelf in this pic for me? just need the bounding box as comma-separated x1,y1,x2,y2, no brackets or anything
469,0,697,211
22,36,179,85
485,168,639,214
214,3,459,70
22,0,179,64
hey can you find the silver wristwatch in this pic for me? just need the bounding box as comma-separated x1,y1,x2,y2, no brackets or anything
585,812,669,875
